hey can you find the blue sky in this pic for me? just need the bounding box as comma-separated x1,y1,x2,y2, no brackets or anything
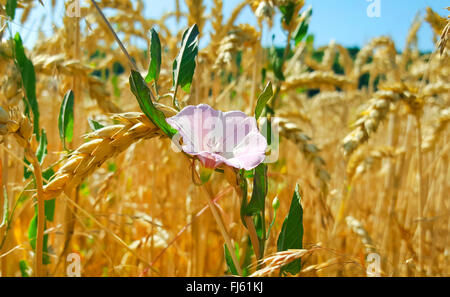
10,0,449,51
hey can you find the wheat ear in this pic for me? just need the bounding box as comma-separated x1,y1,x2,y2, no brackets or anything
42,109,174,201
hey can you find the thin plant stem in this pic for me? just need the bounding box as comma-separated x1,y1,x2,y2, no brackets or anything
203,182,242,276
28,152,45,277
244,216,261,260
89,0,138,71
415,114,425,275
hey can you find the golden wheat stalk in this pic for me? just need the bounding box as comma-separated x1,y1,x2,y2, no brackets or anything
0,108,46,276
346,145,405,182
249,249,311,277
345,216,377,254
42,110,173,200
422,107,450,153
352,36,397,80
281,71,356,91
276,118,330,197
342,90,401,157
32,54,123,113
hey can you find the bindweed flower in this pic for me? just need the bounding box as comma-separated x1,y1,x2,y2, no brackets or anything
166,104,267,170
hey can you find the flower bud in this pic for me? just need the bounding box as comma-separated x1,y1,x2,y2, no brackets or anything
272,196,280,210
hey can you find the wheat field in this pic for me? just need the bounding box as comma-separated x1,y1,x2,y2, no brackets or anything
0,0,449,277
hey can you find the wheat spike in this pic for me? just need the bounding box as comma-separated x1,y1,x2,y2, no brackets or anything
42,108,174,200
422,107,450,153
277,118,330,196
250,249,311,277
346,216,377,254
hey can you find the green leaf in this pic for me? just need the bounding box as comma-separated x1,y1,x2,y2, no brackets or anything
241,238,253,277
19,260,31,277
23,158,32,180
293,6,313,46
129,70,177,138
45,199,55,222
269,47,285,81
0,187,8,228
36,129,47,164
111,75,121,98
14,33,39,137
107,161,117,172
279,2,296,26
238,170,249,227
27,214,50,264
58,90,74,149
5,0,17,19
145,28,162,83
172,24,199,104
224,243,239,276
28,214,37,250
42,167,55,183
277,184,304,275
246,164,268,215
88,118,104,131
245,164,268,257
254,81,273,120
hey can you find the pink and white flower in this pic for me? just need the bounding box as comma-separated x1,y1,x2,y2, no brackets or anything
166,104,267,170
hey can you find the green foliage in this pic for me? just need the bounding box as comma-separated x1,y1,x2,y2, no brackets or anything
238,170,249,228
129,70,177,137
246,164,268,215
58,90,74,149
36,129,47,164
13,33,39,137
293,6,312,45
27,214,50,265
19,260,31,277
277,184,304,275
172,24,199,108
0,187,8,228
269,46,285,81
254,81,273,120
5,0,17,19
145,28,162,83
279,2,296,26
88,118,104,131
224,243,239,275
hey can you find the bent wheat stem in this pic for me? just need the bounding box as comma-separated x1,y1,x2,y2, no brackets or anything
202,182,242,276
28,152,45,277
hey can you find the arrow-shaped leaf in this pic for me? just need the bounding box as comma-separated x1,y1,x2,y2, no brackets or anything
172,24,199,107
88,118,104,131
277,184,304,275
145,28,162,83
293,6,313,46
254,81,273,120
129,70,177,138
58,90,74,149
6,0,17,19
14,33,39,137
246,164,268,215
